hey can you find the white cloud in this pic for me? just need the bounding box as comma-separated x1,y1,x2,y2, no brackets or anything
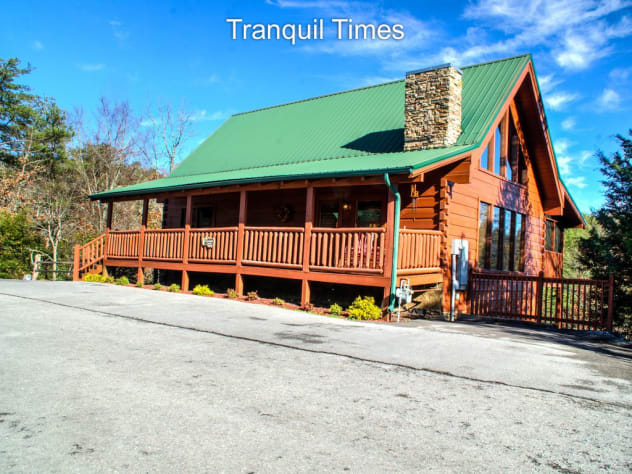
109,19,129,42
546,92,578,111
566,176,587,188
598,88,621,109
31,40,44,51
537,74,562,94
561,116,576,131
461,0,632,70
79,63,105,72
190,109,232,122
609,67,632,81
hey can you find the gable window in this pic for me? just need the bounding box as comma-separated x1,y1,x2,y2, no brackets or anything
494,125,502,175
478,201,526,271
545,219,564,253
480,145,489,170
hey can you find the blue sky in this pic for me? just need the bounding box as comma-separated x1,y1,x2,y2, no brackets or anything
3,0,631,213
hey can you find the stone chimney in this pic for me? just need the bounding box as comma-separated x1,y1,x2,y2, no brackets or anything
404,64,462,151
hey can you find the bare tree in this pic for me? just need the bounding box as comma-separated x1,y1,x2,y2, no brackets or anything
143,101,193,174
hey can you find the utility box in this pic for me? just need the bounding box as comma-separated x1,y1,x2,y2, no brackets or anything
451,239,469,290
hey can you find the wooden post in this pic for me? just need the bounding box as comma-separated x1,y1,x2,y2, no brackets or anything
383,186,396,280
106,201,114,229
182,194,192,292
606,273,614,331
235,190,247,296
535,270,544,323
138,198,149,284
301,186,314,307
72,246,80,281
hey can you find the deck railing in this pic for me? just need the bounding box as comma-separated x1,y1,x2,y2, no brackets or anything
310,227,386,273
95,225,441,276
398,229,442,271
243,226,304,269
189,227,238,263
108,230,140,259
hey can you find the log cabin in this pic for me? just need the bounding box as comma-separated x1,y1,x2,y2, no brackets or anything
76,53,584,315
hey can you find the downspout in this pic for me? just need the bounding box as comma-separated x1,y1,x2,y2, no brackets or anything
384,173,401,313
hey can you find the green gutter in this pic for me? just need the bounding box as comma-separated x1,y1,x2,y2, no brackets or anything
384,173,400,313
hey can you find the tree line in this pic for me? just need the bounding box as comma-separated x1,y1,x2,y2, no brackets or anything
0,57,194,279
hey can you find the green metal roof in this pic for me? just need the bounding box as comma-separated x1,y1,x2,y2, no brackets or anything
93,54,531,200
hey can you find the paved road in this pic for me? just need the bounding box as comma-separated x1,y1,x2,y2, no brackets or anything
1,280,631,472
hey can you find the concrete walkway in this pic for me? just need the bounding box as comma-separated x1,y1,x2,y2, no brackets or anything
1,280,631,406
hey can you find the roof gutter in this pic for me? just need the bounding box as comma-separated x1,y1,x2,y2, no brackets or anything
383,173,400,314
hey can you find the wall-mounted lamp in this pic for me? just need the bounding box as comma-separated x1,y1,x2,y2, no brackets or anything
342,202,352,211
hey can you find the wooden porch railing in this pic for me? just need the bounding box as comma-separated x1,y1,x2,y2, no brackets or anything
74,225,444,280
242,226,304,269
108,230,140,259
143,229,184,261
470,271,614,331
188,227,238,263
310,227,386,273
398,229,442,271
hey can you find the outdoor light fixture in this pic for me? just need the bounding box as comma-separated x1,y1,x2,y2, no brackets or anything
342,202,352,211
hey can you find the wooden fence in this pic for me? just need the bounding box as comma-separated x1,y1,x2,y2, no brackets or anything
469,271,614,331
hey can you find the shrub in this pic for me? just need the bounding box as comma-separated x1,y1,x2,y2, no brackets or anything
135,280,143,288
347,296,382,320
83,273,102,282
153,283,163,290
329,303,343,316
272,297,284,306
102,275,115,284
168,283,181,293
247,290,258,301
0,211,42,279
193,284,214,296
226,288,238,299
115,276,130,286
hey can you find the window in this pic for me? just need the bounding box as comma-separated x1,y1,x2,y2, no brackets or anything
357,201,382,227
478,202,526,271
480,145,489,170
490,207,501,270
494,126,502,175
545,220,554,251
318,201,339,227
555,223,564,253
502,209,512,271
478,202,491,267
513,214,524,271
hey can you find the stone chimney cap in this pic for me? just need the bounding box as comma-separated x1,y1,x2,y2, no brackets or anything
406,63,462,76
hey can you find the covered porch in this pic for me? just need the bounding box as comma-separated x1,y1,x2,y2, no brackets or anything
76,177,443,307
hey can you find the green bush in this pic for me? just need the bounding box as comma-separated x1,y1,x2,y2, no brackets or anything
102,275,115,284
193,284,214,296
153,283,163,290
347,296,382,320
168,283,181,293
329,303,343,316
115,276,129,286
226,288,238,299
83,273,102,282
247,290,258,301
0,211,42,279
272,297,284,306
135,280,143,288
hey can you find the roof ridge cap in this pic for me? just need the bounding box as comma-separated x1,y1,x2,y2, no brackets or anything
232,79,404,117
461,53,531,70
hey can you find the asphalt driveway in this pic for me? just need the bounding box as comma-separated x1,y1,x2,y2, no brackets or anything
1,280,631,472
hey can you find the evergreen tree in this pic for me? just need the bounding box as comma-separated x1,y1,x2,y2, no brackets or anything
578,131,632,334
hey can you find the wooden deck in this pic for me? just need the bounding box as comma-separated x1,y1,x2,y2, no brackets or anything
74,225,442,305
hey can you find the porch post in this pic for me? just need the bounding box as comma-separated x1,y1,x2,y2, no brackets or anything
103,201,113,277
382,186,396,308
72,245,80,281
138,198,149,284
301,185,314,307
235,190,247,295
182,194,192,292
